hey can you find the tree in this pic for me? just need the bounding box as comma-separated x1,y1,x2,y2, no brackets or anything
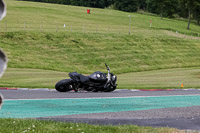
193,1,200,25
138,0,146,11
146,0,179,19
179,0,200,29
114,0,139,12
104,0,114,7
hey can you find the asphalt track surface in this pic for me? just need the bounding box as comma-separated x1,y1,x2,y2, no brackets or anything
1,89,200,131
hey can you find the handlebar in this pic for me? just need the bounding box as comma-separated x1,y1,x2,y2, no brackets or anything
105,63,108,68
105,63,110,71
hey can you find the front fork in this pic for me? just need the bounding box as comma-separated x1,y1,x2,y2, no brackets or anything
104,70,112,88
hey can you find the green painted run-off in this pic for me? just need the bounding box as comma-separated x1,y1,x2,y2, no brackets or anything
0,95,200,118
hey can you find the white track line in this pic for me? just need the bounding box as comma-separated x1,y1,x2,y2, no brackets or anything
4,94,200,101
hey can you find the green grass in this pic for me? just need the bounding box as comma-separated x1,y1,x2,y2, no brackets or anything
0,68,64,88
0,118,184,133
0,67,200,89
1,0,200,36
0,31,200,75
118,67,200,89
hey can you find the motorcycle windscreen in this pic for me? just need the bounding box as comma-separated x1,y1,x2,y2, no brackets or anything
89,71,107,83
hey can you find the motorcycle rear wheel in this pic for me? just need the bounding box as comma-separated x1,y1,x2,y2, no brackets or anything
55,79,73,92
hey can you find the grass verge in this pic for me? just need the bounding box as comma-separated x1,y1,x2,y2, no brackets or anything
0,67,200,89
0,118,184,133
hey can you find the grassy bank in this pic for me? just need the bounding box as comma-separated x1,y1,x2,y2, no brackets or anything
0,119,184,133
0,32,199,74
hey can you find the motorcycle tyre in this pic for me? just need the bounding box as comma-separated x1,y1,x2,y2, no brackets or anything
103,86,116,92
91,89,99,92
55,79,73,92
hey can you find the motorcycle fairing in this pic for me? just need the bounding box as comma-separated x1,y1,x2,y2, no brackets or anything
89,71,107,83
79,74,90,83
69,71,107,84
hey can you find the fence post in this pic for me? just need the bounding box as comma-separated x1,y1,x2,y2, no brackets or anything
128,15,131,35
63,24,66,32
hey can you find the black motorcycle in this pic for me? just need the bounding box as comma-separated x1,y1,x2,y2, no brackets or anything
55,63,117,92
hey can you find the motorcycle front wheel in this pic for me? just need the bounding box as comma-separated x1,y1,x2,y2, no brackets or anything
103,85,116,92
55,79,73,92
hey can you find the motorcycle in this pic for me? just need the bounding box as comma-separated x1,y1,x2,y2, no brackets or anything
55,63,117,92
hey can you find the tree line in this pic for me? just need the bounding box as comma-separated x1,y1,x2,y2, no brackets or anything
24,0,114,8
21,0,200,29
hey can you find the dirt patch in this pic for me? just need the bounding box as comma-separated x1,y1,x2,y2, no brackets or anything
163,30,200,40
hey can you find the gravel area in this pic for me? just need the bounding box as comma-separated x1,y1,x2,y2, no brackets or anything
39,106,200,130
